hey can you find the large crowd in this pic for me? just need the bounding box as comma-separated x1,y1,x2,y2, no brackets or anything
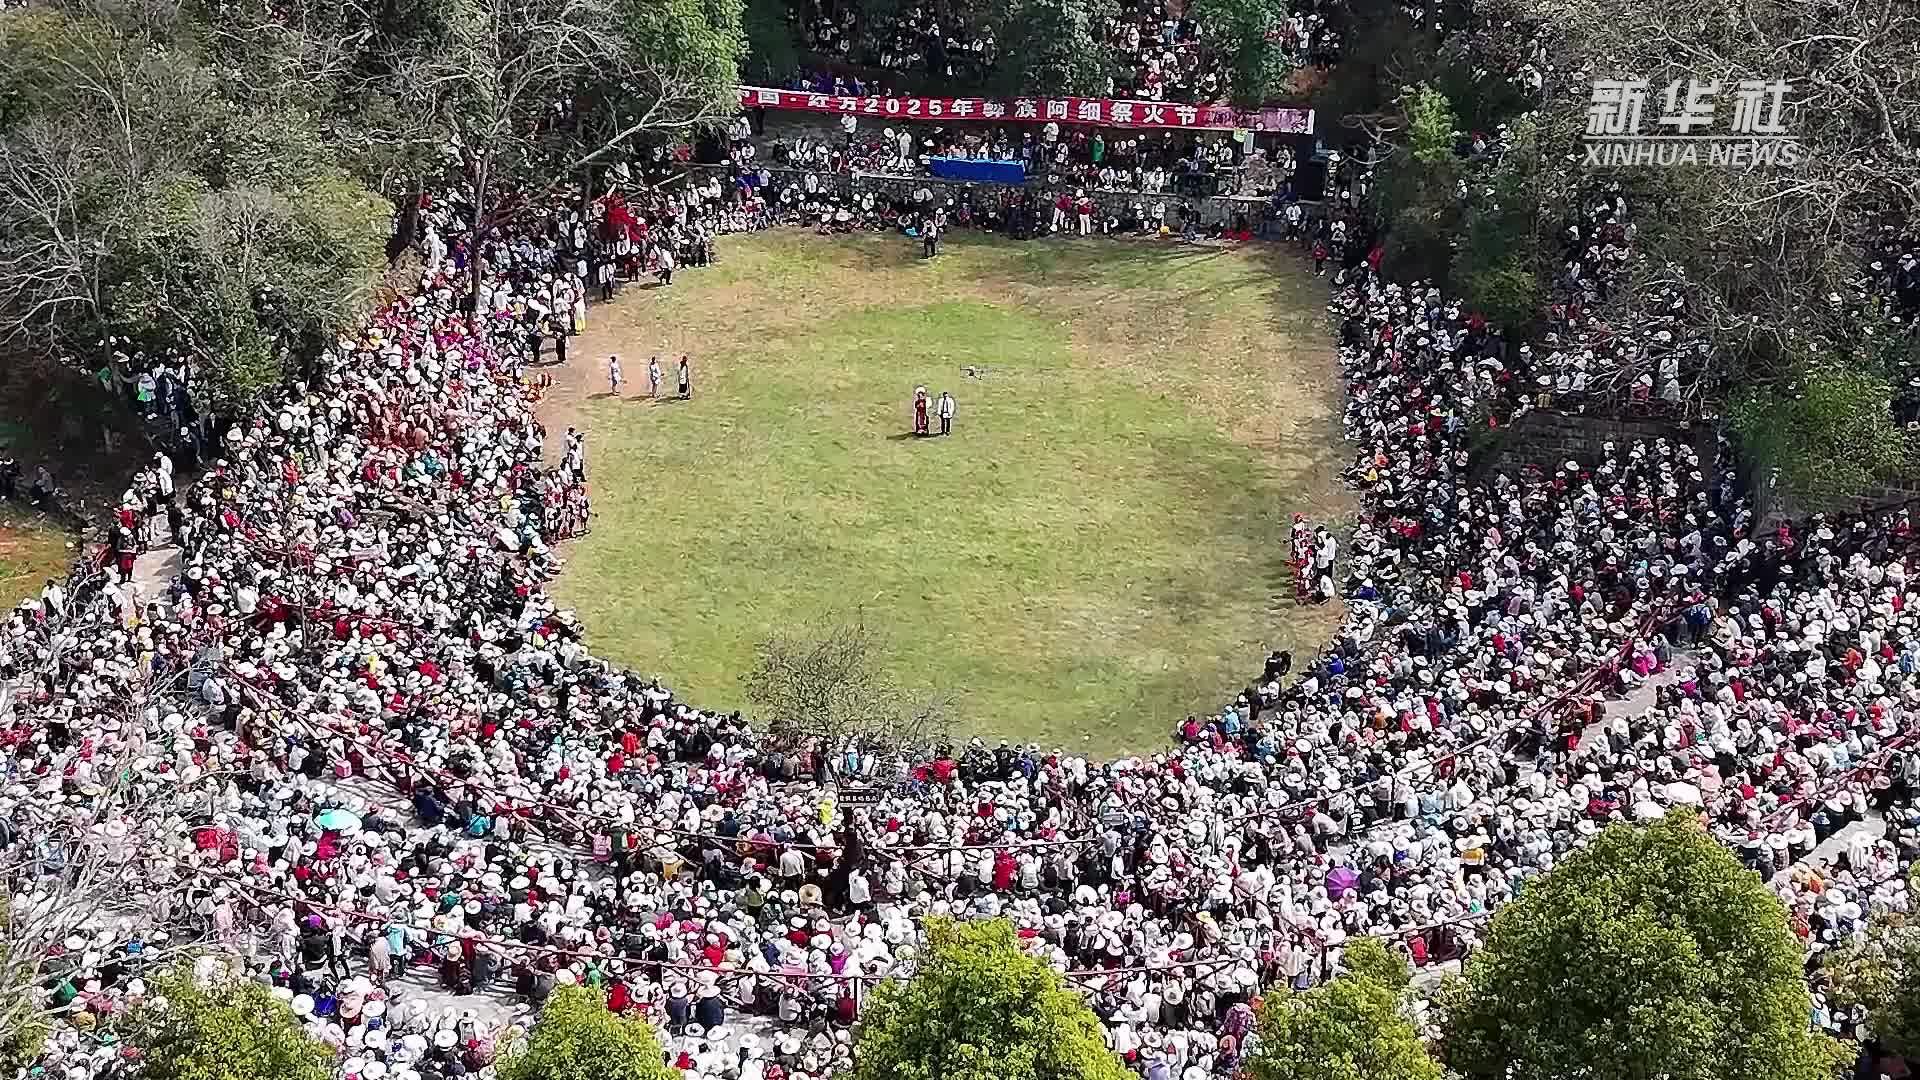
782,0,1339,104
9,66,1920,1080
752,120,1281,198
714,112,1306,243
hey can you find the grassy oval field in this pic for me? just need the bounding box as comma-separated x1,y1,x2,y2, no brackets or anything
551,231,1349,756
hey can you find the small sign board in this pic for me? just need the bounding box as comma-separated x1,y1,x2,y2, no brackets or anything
836,785,884,808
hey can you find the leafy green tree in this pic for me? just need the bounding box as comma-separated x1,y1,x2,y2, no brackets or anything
993,0,1118,96
1824,915,1920,1055
613,0,748,146
127,965,332,1080
191,0,461,200
1442,812,1847,1080
1338,935,1412,994
742,0,799,82
1186,0,1291,107
1730,361,1914,508
1456,263,1544,332
1367,83,1463,283
109,173,388,413
1450,116,1544,330
1376,202,1452,286
497,985,676,1080
1245,970,1440,1080
852,918,1130,1080
1403,84,1458,171
1305,0,1442,130
0,2,389,409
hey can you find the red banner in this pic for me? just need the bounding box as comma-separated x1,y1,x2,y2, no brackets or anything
737,86,1314,135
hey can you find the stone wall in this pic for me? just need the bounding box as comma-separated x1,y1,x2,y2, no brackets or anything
1761,476,1920,520
1474,406,1713,477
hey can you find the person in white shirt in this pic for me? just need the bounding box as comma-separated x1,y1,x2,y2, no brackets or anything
607,355,623,396
937,391,956,436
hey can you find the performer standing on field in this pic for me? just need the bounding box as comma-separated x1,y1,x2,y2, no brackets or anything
913,386,930,435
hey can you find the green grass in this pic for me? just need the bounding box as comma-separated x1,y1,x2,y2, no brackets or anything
0,508,75,607
555,231,1349,756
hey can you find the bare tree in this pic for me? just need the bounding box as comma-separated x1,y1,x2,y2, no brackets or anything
0,10,211,351
1497,0,1920,364
395,0,743,325
742,613,956,757
0,122,116,347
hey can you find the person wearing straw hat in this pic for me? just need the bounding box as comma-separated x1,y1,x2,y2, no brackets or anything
7,107,1917,1080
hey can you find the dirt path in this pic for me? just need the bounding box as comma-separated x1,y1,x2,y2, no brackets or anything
532,349,592,470
533,275,722,470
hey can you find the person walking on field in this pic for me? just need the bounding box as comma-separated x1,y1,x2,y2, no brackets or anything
937,390,956,435
648,356,663,399
913,386,929,436
607,355,623,396
677,355,691,399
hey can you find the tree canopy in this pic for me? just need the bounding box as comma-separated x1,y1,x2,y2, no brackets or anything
126,966,333,1080
742,0,801,82
1441,812,1847,1080
1731,358,1915,508
496,985,677,1080
1337,935,1413,994
992,0,1119,97
1245,966,1440,1080
0,1,389,409
1185,0,1293,108
1368,82,1468,285
851,917,1131,1080
0,0,744,406
1823,913,1920,1057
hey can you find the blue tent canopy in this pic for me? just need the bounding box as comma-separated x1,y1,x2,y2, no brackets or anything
927,157,1026,185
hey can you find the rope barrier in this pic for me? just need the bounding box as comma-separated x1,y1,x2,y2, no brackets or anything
217,875,1241,988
